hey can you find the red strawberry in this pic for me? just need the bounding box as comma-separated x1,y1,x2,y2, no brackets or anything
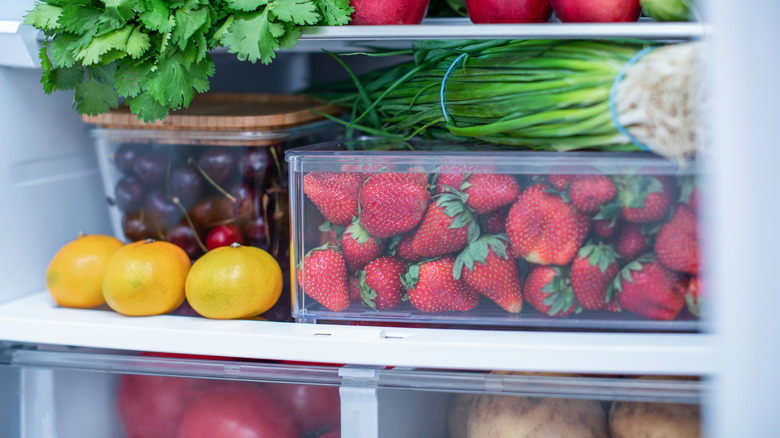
401,256,480,312
435,163,498,195
454,235,523,313
569,174,617,214
593,218,618,238
544,172,575,191
613,255,687,320
358,256,408,311
617,174,675,223
570,242,620,310
522,265,578,317
341,220,384,273
616,222,649,260
348,275,362,303
481,206,510,234
506,184,591,265
359,172,431,238
411,193,479,259
339,163,392,177
406,166,430,189
460,173,521,215
389,231,423,263
686,275,702,317
300,245,351,311
303,172,365,227
655,205,699,274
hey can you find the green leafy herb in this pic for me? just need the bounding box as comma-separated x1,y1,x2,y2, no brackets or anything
24,0,354,121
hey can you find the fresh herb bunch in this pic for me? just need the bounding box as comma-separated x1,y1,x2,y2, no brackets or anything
23,0,353,122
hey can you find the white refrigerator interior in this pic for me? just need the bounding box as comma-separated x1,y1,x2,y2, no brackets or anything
0,0,777,436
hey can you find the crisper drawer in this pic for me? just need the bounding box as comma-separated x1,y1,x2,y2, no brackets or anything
0,345,704,438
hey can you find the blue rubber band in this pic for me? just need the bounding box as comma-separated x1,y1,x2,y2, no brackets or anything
609,46,656,152
440,53,468,123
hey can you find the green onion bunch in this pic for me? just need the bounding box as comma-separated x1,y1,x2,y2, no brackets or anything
314,39,702,160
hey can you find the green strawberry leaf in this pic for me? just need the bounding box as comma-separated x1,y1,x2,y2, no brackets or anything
345,220,374,245
401,264,420,290
358,271,379,311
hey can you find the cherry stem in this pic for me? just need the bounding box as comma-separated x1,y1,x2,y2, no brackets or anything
187,156,237,203
172,196,208,253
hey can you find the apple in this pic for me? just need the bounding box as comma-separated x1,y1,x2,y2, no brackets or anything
117,374,204,438
176,382,299,438
263,382,341,435
467,0,552,24
349,0,430,25
551,0,641,22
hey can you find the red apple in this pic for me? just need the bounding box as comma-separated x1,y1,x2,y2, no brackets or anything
263,382,341,435
467,0,552,24
551,0,641,22
349,0,430,25
176,382,299,438
117,374,204,438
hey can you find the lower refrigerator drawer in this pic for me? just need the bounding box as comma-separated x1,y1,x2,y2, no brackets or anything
0,344,704,438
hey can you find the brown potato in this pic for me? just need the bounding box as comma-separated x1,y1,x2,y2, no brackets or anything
448,393,475,438
467,394,609,438
609,401,701,438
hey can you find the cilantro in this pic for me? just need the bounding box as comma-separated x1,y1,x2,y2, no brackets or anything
24,0,354,121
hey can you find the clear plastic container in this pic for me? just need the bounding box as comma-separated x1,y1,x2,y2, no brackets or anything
287,139,701,331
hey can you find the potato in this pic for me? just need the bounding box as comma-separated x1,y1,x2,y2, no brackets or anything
467,394,609,438
609,401,701,438
448,393,475,438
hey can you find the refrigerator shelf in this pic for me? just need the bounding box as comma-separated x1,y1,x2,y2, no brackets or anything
2,18,707,68
1,345,703,403
0,292,715,376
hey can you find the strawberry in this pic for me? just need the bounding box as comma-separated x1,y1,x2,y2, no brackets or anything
522,265,579,317
454,235,523,313
686,275,702,317
570,242,620,310
616,222,650,260
389,232,423,263
613,255,687,320
481,206,510,234
506,184,590,265
401,256,480,312
434,163,498,195
406,166,430,189
569,174,617,214
348,275,362,303
592,218,618,239
617,174,675,223
341,220,384,273
300,245,351,311
459,173,521,215
411,192,479,259
358,256,408,311
303,172,365,227
359,172,431,239
655,205,699,274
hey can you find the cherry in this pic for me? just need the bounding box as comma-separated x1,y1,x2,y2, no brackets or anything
114,176,145,213
113,144,144,175
134,150,171,185
242,216,269,250
197,148,238,185
170,163,205,208
205,224,244,250
166,222,205,260
229,182,257,223
122,211,156,241
188,196,234,232
145,190,182,233
239,147,271,183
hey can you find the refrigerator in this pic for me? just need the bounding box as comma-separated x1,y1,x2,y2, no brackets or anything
1,0,778,437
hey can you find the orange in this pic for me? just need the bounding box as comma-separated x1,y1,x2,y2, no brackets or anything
46,234,124,309
185,243,283,319
102,239,191,316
